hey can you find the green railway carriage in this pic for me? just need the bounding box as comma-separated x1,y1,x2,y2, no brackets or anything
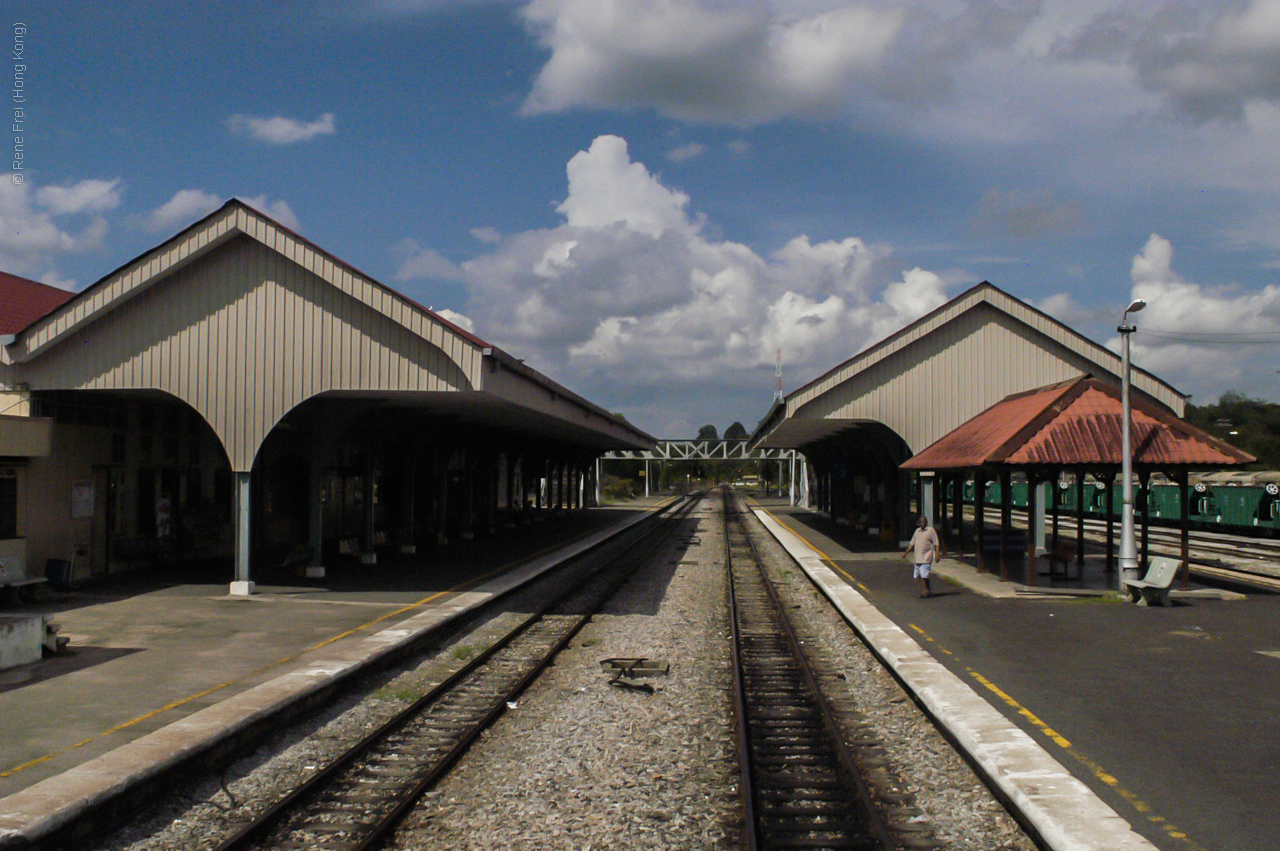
939,471,1280,538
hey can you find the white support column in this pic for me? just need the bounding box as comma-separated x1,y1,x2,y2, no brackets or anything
401,447,419,553
789,453,796,506
306,450,327,578
919,472,936,526
362,448,378,563
230,471,255,596
644,459,650,498
594,457,602,506
1034,481,1048,554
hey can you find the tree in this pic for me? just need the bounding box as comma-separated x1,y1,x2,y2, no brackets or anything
1186,391,1280,469
724,421,748,440
697,424,719,440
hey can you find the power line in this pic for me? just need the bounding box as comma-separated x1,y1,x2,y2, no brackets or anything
1136,328,1280,345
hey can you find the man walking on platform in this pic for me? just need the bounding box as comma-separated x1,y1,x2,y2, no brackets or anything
904,515,939,598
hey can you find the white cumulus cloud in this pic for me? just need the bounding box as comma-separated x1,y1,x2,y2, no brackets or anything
0,178,116,278
227,112,337,144
394,238,464,281
556,135,693,237
666,142,708,163
145,189,223,233
146,190,300,234
1119,233,1280,398
35,179,123,216
520,0,907,125
427,134,949,434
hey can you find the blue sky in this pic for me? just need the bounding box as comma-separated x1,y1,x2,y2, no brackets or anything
7,0,1280,435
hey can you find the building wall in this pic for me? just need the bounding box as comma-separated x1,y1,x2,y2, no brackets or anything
16,236,475,471
20,396,232,585
0,466,27,579
793,303,1121,454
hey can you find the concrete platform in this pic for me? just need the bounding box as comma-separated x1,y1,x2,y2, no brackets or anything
752,499,1280,851
0,500,672,848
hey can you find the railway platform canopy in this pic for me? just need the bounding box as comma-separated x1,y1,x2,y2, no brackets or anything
901,375,1254,584
0,199,654,596
751,282,1196,544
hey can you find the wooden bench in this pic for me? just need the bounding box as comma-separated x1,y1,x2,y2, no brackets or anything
1123,557,1179,607
1045,540,1080,580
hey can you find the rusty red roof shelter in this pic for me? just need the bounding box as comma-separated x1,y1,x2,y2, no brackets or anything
901,375,1255,586
0,272,74,335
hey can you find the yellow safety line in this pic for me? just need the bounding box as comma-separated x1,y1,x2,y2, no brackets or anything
904,623,1204,849
754,502,1205,851
750,504,874,592
0,522,614,780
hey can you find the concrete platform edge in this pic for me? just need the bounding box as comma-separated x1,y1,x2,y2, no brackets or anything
0,503,671,849
752,508,1159,851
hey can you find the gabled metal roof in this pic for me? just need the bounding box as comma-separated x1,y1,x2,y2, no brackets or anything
3,199,654,466
752,282,1189,453
901,375,1254,470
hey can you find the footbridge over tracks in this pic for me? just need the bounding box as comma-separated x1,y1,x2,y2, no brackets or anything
600,440,809,503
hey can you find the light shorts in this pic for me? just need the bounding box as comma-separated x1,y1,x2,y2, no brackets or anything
913,562,932,579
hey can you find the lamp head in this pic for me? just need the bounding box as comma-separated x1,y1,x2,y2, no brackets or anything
1125,298,1147,315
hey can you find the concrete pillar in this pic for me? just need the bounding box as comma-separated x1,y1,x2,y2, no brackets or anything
548,461,559,511
535,460,544,516
1033,480,1047,554
919,472,935,526
460,455,477,540
503,453,517,528
434,446,449,546
307,439,327,579
975,474,987,573
644,459,650,498
593,458,602,507
999,468,1012,582
230,471,254,596
480,452,497,535
1026,478,1039,587
362,446,377,564
401,445,419,554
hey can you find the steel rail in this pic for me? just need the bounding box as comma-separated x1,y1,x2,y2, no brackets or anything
724,488,894,851
213,493,702,851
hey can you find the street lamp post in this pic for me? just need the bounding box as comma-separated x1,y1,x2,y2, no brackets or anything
1118,298,1146,588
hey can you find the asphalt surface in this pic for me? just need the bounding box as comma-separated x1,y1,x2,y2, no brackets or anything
762,502,1280,851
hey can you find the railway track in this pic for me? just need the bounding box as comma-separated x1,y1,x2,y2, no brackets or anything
210,494,701,851
725,491,894,851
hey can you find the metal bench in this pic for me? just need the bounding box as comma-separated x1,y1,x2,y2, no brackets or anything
1123,556,1179,607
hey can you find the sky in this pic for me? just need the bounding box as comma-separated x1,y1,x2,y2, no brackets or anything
6,0,1280,437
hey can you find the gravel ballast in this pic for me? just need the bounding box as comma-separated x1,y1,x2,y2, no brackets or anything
87,494,1038,850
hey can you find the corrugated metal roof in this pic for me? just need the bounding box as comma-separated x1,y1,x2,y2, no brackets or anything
902,375,1254,470
0,271,74,334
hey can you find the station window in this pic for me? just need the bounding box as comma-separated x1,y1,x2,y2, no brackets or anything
0,472,16,539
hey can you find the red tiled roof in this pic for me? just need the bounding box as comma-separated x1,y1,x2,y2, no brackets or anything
902,375,1254,470
0,271,75,334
